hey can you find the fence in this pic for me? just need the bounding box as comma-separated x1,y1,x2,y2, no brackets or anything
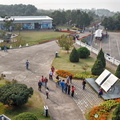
76,39,120,66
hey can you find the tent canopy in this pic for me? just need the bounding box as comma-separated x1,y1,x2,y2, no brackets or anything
94,29,103,37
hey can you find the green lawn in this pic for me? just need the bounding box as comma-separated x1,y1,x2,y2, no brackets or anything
14,31,69,46
52,49,95,75
0,80,50,120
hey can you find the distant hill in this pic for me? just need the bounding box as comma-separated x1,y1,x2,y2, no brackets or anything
81,8,115,17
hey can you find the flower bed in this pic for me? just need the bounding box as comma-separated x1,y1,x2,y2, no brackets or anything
56,70,74,78
56,70,97,79
74,73,97,79
89,106,109,120
38,39,56,44
89,100,120,120
59,30,76,34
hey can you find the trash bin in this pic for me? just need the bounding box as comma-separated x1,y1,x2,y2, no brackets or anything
44,106,48,117
55,51,58,58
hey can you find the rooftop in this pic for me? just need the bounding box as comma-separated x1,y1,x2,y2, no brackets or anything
0,16,53,22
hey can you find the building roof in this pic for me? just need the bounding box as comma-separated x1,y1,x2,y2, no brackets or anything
0,16,53,22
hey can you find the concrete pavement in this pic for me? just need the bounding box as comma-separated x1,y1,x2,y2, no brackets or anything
0,41,86,120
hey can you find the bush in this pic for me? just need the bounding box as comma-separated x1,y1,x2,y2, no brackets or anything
56,70,74,78
69,47,79,62
13,112,38,120
112,104,120,120
100,100,119,110
77,47,90,58
91,59,104,75
0,46,9,50
0,83,33,106
74,73,98,79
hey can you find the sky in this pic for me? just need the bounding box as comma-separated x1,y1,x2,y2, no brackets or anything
0,0,120,12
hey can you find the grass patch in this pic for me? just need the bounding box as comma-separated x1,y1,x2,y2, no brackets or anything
0,80,50,120
13,31,69,46
0,79,8,87
52,49,95,75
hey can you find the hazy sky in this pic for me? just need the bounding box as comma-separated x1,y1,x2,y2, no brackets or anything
1,0,120,12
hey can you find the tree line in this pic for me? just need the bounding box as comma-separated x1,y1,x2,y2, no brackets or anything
0,4,94,29
101,13,120,31
1,4,120,30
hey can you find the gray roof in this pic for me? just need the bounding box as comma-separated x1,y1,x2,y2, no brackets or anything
0,16,53,22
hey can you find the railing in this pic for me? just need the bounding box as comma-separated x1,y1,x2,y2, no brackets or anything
76,39,120,66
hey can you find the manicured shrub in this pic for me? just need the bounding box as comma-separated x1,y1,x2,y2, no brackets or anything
74,73,98,79
56,70,74,78
97,48,106,68
0,83,33,106
115,64,120,79
112,104,120,120
91,59,104,75
77,47,90,58
100,100,119,110
13,112,38,120
69,47,79,62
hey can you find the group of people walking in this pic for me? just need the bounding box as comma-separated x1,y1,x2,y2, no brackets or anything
38,75,49,99
37,66,89,99
55,75,76,97
38,76,48,90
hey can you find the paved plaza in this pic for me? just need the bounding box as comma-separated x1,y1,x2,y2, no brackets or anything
0,31,118,120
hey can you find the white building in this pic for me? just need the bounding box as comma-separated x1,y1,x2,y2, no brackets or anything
0,16,53,30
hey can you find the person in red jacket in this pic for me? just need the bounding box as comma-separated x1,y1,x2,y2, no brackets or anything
98,88,103,97
71,86,76,97
41,76,45,86
44,77,48,88
51,66,55,74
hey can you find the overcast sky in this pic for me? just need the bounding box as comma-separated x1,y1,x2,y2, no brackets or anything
1,0,120,12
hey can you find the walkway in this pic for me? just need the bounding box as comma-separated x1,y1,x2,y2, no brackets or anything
0,38,108,120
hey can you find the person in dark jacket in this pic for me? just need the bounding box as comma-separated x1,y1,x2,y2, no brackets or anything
38,80,42,91
82,79,86,90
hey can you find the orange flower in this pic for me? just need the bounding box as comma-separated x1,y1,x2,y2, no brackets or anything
56,70,74,78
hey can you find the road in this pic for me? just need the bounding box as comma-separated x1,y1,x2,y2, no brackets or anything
92,32,120,61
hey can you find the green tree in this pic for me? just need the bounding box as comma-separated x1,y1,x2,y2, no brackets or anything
3,16,14,31
69,47,79,62
115,64,120,79
56,35,74,52
97,48,106,68
0,30,6,39
13,112,38,120
91,59,104,75
77,47,90,58
0,83,33,106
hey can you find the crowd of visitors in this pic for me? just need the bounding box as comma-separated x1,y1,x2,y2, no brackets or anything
37,66,89,99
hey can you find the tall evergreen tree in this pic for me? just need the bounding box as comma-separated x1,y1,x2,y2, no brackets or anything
97,48,106,68
69,47,79,62
115,64,120,79
91,59,104,75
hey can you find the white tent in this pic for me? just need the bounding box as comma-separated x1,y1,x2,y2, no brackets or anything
94,29,103,37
